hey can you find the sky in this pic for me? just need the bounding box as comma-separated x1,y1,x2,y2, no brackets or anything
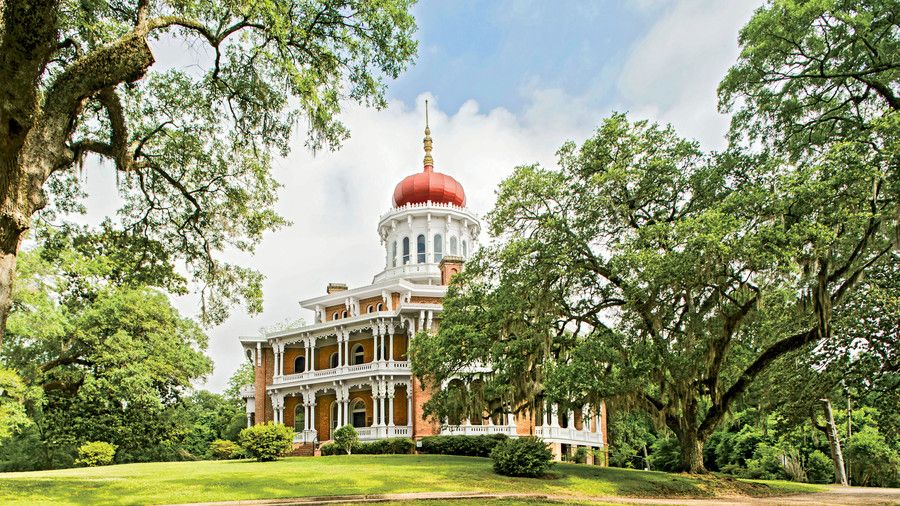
75,0,763,392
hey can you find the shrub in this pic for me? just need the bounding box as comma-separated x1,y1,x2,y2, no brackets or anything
321,437,415,456
648,436,681,472
805,450,834,484
75,441,117,467
846,426,900,487
333,425,359,455
573,446,590,464
491,437,554,477
745,443,789,480
419,434,508,457
239,423,294,462
209,439,242,460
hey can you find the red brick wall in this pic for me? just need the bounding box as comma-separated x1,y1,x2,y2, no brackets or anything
411,377,438,438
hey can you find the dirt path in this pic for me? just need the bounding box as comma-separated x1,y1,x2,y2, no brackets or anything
173,486,900,506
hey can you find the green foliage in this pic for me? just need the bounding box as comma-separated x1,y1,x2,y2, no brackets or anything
332,425,359,455
3,0,419,327
745,443,789,481
209,439,242,460
75,442,117,467
806,450,834,484
418,434,509,458
846,426,900,487
648,437,682,473
0,368,37,442
608,410,656,469
490,437,554,477
572,446,590,464
238,423,293,462
320,437,414,456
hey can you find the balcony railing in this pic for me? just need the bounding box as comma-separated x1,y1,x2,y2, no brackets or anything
534,426,604,446
372,262,442,283
441,424,517,437
274,360,411,387
354,425,412,441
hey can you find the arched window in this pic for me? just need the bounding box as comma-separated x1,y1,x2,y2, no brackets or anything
434,234,443,262
462,240,468,258
294,404,305,431
294,356,306,374
417,234,426,263
352,344,365,365
330,352,339,369
341,310,348,318
332,312,339,320
376,303,383,311
350,399,367,428
402,237,410,264
367,304,374,313
391,241,397,267
449,236,458,256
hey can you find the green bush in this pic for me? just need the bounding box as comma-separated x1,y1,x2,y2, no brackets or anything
419,434,508,457
846,426,900,487
572,446,590,464
745,443,789,480
648,436,681,472
320,437,414,456
333,425,359,455
238,423,294,462
209,439,242,460
490,437,554,477
805,450,834,484
74,441,117,467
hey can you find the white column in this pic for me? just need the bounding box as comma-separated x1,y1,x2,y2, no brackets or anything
551,403,560,428
310,397,316,432
388,385,395,427
305,340,310,373
343,399,350,427
247,413,252,428
309,337,316,371
407,384,413,429
567,410,575,429
542,400,549,427
379,331,386,363
388,325,395,362
582,405,591,433
337,338,343,368
486,412,493,426
372,391,380,426
343,331,350,367
507,413,515,426
373,326,379,362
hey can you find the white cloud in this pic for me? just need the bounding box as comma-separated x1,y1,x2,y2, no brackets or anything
617,0,761,149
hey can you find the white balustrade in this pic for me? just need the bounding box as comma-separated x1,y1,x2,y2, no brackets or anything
274,361,409,387
533,426,603,446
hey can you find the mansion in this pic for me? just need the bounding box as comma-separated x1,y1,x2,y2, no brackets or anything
240,112,607,461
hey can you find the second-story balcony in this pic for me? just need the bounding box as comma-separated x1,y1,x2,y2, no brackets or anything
272,360,411,388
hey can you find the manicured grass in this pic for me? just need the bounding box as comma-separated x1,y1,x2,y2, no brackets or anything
0,454,825,505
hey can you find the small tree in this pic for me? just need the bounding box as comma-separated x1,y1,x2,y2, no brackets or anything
75,441,117,467
239,423,293,462
333,425,359,455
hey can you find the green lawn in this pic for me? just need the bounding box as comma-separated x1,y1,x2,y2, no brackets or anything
0,454,825,505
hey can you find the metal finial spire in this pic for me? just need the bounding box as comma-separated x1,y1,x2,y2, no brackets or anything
423,99,433,171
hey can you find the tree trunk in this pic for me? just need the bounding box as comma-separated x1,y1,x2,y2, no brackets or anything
678,435,706,473
822,398,848,486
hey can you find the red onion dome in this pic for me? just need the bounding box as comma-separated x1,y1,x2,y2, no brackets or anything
392,166,466,207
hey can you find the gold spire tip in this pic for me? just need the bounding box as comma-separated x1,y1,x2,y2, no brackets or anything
423,99,433,169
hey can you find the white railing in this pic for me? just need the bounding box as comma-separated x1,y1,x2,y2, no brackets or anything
442,424,518,436
293,429,318,444
339,425,412,441
274,361,411,387
534,426,604,446
372,262,442,283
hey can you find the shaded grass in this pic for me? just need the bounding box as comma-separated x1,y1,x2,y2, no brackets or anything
0,454,826,505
